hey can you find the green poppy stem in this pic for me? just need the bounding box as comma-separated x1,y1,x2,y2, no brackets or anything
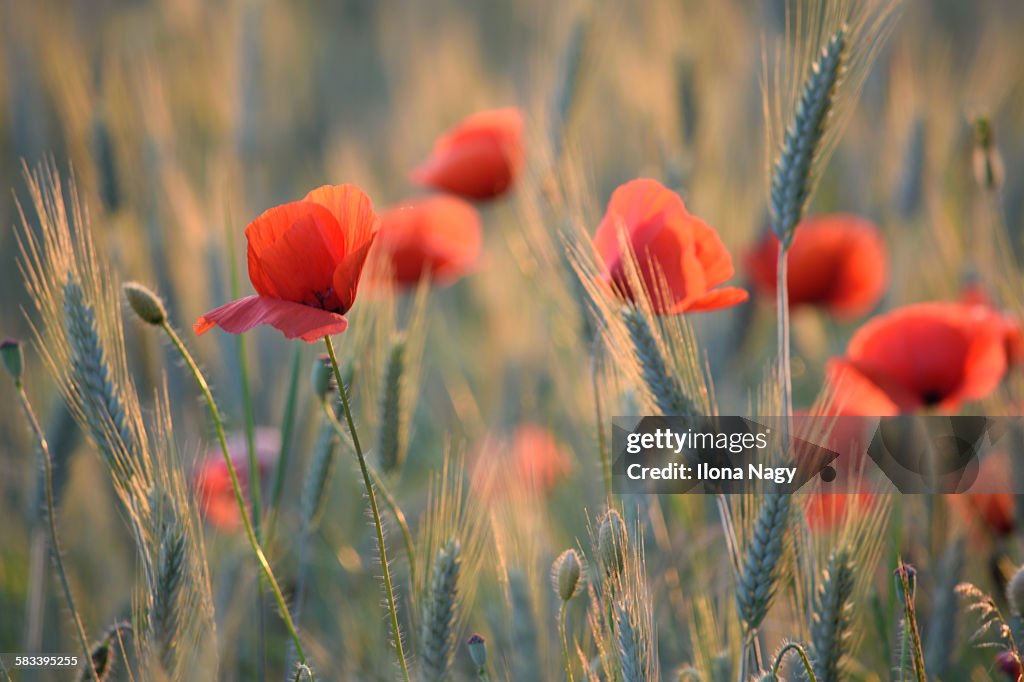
160,322,311,678
323,335,411,682
13,382,97,682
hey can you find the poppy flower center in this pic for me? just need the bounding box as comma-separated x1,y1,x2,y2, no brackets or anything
920,388,945,407
309,287,344,313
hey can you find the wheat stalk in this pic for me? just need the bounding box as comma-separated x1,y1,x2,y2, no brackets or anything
622,307,697,416
376,334,408,473
324,335,410,681
737,494,792,632
4,342,97,681
150,519,185,676
615,602,643,682
769,28,846,244
506,567,541,681
808,551,854,682
420,539,461,682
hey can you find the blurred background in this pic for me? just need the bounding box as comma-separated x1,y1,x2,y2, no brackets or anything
2,0,1024,679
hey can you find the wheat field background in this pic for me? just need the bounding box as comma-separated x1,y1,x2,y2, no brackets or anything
2,1,1024,680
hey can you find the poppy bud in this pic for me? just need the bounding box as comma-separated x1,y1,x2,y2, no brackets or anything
1,339,24,384
552,549,583,601
1008,565,1024,617
996,650,1022,679
123,282,167,326
467,633,487,669
598,509,628,576
311,354,334,400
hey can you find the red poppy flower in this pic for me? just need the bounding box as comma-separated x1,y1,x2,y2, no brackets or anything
960,282,1024,368
592,178,748,314
193,428,279,531
471,424,573,498
194,184,379,342
805,491,874,532
826,302,1008,415
746,213,887,318
411,108,524,200
510,423,573,490
373,195,482,287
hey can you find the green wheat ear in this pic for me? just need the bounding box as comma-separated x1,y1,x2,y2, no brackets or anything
769,28,846,245
63,276,141,486
622,307,698,416
736,493,792,631
809,551,855,682
377,334,408,473
420,539,461,682
615,602,643,682
150,518,186,676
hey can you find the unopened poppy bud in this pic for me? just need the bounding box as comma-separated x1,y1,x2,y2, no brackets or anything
972,116,1005,191
123,282,167,325
1,339,24,384
552,548,582,601
598,509,628,576
467,633,487,669
311,354,334,400
996,650,1023,679
1008,565,1024,617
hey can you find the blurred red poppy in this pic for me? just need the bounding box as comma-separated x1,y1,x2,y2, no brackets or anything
960,281,1024,368
193,428,279,531
373,195,482,287
592,178,748,314
411,108,524,200
805,491,875,532
472,423,572,497
194,184,379,342
746,213,887,318
826,302,1008,415
510,423,573,490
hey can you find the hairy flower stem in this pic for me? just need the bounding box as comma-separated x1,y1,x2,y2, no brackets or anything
159,322,311,676
771,642,816,681
324,335,411,682
320,398,418,597
13,382,98,682
225,218,266,681
366,463,417,598
559,602,574,682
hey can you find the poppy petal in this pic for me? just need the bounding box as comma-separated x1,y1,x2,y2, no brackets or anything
245,201,342,299
251,211,350,308
333,235,377,314
411,108,523,200
194,296,348,342
682,286,750,312
411,138,516,199
375,195,482,286
846,303,1007,410
825,359,903,416
688,215,737,287
303,184,380,254
593,179,685,267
